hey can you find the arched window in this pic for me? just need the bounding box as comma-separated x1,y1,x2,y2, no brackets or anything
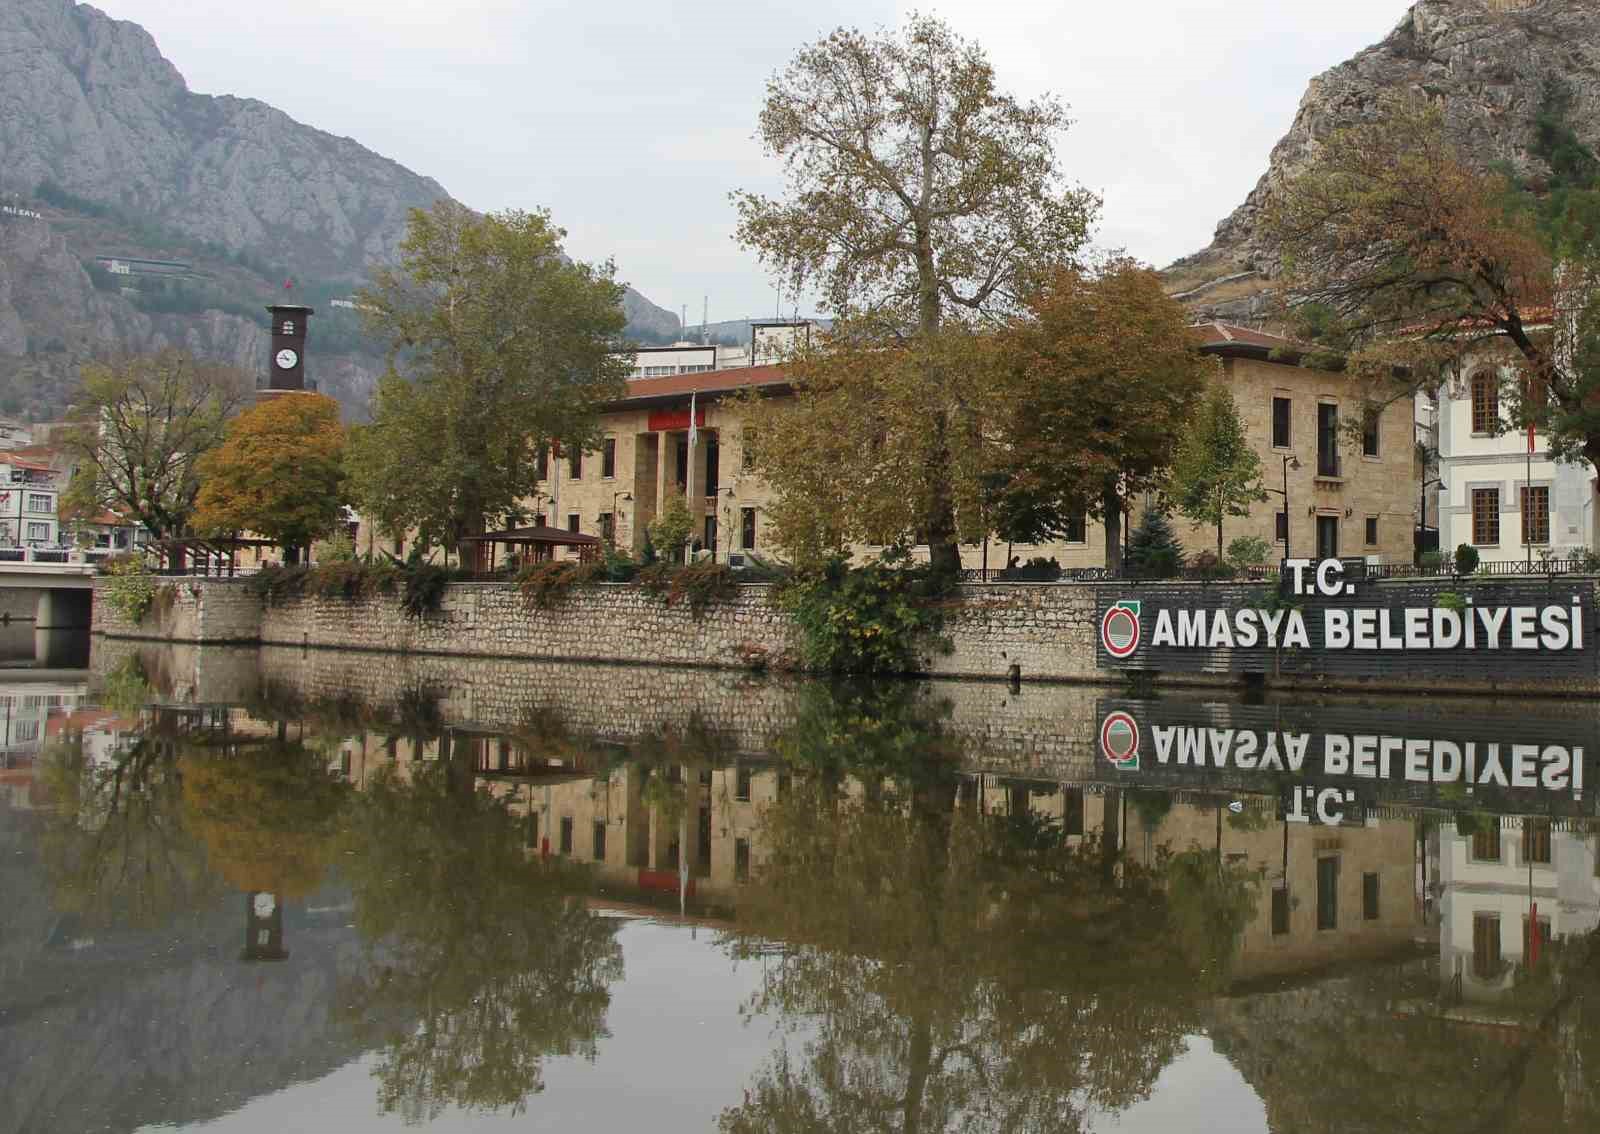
1470,373,1499,434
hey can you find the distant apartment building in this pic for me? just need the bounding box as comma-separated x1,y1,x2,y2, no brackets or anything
622,320,817,378
0,451,61,547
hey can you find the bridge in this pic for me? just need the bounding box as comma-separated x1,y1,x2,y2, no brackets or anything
0,547,112,633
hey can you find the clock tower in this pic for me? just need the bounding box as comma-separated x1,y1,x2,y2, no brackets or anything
265,303,315,393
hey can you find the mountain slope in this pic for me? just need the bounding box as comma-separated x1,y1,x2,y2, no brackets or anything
0,0,679,418
1170,0,1600,319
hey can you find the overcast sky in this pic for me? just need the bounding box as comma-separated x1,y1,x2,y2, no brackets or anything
94,0,1416,325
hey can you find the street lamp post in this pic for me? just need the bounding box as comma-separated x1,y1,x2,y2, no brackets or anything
611,491,632,549
1266,454,1302,564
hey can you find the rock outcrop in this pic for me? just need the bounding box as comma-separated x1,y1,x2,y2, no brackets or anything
0,0,679,418
1172,0,1600,319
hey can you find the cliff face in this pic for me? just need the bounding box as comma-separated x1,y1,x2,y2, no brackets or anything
1172,0,1600,319
0,0,679,419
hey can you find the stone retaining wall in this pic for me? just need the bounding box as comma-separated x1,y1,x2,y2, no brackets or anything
93,577,1100,682
92,574,1600,692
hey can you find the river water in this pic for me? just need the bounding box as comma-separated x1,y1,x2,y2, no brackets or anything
3,638,1600,1132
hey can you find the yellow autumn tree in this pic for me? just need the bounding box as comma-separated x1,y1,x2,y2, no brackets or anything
192,393,347,556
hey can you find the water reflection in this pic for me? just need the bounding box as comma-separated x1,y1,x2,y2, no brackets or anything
6,646,1600,1129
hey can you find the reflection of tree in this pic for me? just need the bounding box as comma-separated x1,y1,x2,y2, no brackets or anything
722,685,1257,1134
39,730,225,929
179,740,350,900
339,750,623,1124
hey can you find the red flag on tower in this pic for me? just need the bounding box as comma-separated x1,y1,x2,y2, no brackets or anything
283,279,294,291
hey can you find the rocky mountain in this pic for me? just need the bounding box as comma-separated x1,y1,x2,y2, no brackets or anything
1170,0,1600,320
0,0,679,420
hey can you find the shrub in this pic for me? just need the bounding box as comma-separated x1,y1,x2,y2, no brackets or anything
1435,590,1466,612
398,561,456,620
601,547,639,582
640,560,739,616
101,556,162,622
313,532,357,563
516,559,607,608
246,557,445,618
1225,536,1270,572
1189,549,1235,580
1454,542,1480,575
778,552,954,674
1418,549,1445,572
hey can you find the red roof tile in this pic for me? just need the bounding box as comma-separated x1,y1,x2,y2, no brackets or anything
1187,321,1305,353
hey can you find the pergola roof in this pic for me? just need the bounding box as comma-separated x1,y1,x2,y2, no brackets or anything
148,536,281,551
460,524,602,547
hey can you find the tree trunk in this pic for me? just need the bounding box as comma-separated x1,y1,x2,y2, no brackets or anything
1103,479,1122,574
454,492,486,572
902,1014,933,1134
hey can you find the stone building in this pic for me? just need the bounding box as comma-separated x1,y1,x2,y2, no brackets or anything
1173,324,1418,566
537,322,1417,569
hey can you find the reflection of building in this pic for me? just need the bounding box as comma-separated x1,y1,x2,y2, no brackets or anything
1124,794,1423,980
1,679,90,763
1438,817,1600,1003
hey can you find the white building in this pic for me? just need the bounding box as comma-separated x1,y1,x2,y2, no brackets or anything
1436,359,1596,561
0,453,61,547
623,320,820,378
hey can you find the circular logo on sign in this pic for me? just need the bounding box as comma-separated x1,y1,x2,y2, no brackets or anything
1101,604,1141,659
1100,711,1140,766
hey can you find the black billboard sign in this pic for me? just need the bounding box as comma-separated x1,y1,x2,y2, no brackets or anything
1094,558,1596,680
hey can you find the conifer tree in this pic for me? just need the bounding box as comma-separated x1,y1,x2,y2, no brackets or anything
1125,508,1184,579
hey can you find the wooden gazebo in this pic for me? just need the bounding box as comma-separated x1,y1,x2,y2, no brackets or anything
460,525,603,572
146,536,281,576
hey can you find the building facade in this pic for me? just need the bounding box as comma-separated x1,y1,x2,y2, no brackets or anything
0,452,60,547
1437,357,1596,561
534,323,1418,569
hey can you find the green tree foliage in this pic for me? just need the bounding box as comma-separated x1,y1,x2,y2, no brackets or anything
1125,507,1185,578
192,392,347,555
778,552,953,674
338,743,622,1122
60,351,252,540
733,15,1097,571
993,260,1212,569
1169,385,1266,559
740,329,1004,563
349,202,629,560
647,492,693,562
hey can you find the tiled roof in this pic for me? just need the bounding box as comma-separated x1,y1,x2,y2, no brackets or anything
615,363,790,404
1187,322,1304,353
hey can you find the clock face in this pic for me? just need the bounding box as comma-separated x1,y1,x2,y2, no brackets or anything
253,892,277,918
275,348,299,370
